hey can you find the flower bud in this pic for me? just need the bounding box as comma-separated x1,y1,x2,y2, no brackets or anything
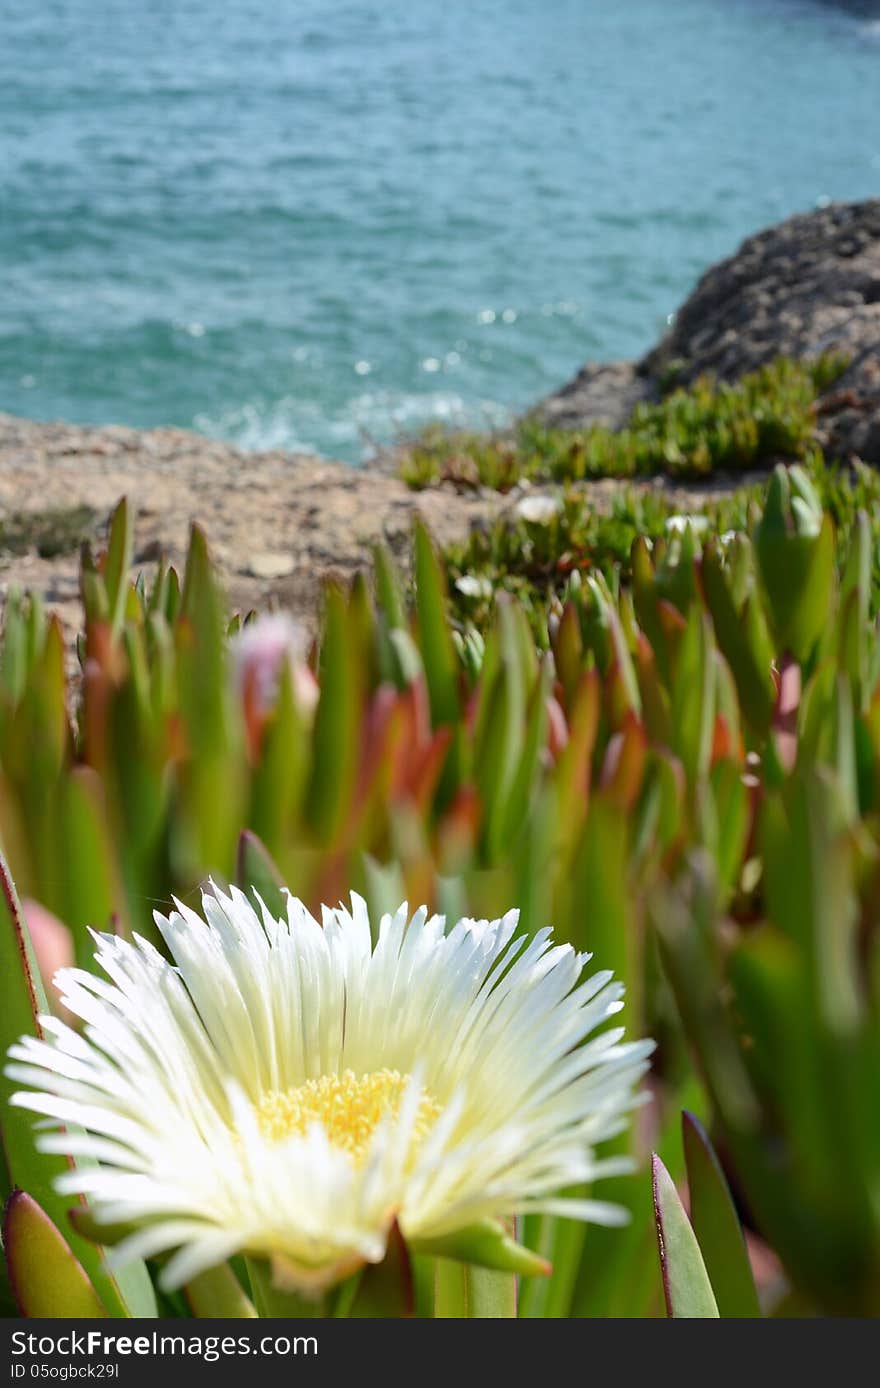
754,464,833,662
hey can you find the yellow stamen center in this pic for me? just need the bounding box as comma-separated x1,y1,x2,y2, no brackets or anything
256,1068,441,1164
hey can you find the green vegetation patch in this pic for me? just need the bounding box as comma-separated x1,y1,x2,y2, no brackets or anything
444,456,880,640
401,355,849,491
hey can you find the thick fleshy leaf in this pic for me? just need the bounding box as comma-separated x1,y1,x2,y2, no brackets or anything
59,768,124,964
669,606,716,786
681,1113,761,1318
761,769,862,1036
0,854,156,1317
839,511,871,705
587,574,641,720
372,543,407,631
518,1205,587,1319
102,498,134,639
245,1256,328,1316
599,713,647,811
652,1155,719,1318
567,1076,707,1319
552,669,599,842
433,1258,468,1318
463,1266,517,1319
306,585,361,845
68,1209,135,1247
473,598,531,861
755,466,834,664
348,1222,413,1317
176,524,242,873
80,545,110,625
706,758,750,902
727,926,873,1307
412,1218,550,1277
634,633,671,744
0,855,60,1220
552,601,583,708
571,795,638,1009
0,588,27,704
247,661,309,855
434,1246,518,1318
236,830,288,921
474,665,518,860
184,1263,257,1318
632,535,669,681
652,868,758,1135
702,540,775,734
414,521,459,729
500,659,550,849
4,1191,107,1318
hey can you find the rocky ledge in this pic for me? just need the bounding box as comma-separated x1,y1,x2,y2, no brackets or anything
0,415,506,643
534,199,880,463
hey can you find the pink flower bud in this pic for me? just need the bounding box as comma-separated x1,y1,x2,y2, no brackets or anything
231,613,318,719
22,899,75,1023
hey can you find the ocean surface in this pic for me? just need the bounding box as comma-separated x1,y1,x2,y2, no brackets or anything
2,0,879,462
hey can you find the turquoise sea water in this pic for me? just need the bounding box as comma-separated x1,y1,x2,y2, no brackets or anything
1,0,879,462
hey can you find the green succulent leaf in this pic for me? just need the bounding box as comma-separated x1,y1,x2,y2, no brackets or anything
348,1222,414,1318
755,465,835,663
3,1191,108,1318
411,1218,550,1278
183,1263,257,1319
307,585,361,845
702,539,775,733
0,853,156,1317
236,830,288,921
681,1112,761,1317
372,543,407,631
414,521,459,729
651,1155,719,1318
103,498,134,639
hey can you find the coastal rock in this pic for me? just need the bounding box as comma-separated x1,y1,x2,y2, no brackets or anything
246,552,298,580
535,200,880,462
0,414,507,647
528,361,657,431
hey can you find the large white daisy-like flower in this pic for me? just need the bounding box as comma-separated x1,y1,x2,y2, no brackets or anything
6,890,652,1293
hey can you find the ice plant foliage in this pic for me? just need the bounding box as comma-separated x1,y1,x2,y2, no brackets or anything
6,889,651,1295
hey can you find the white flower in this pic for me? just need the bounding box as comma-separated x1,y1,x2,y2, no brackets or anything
664,514,709,535
6,890,652,1294
454,574,493,600
515,494,562,525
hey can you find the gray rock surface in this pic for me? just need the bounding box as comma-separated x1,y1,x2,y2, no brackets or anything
0,414,507,649
534,200,880,461
527,361,658,432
